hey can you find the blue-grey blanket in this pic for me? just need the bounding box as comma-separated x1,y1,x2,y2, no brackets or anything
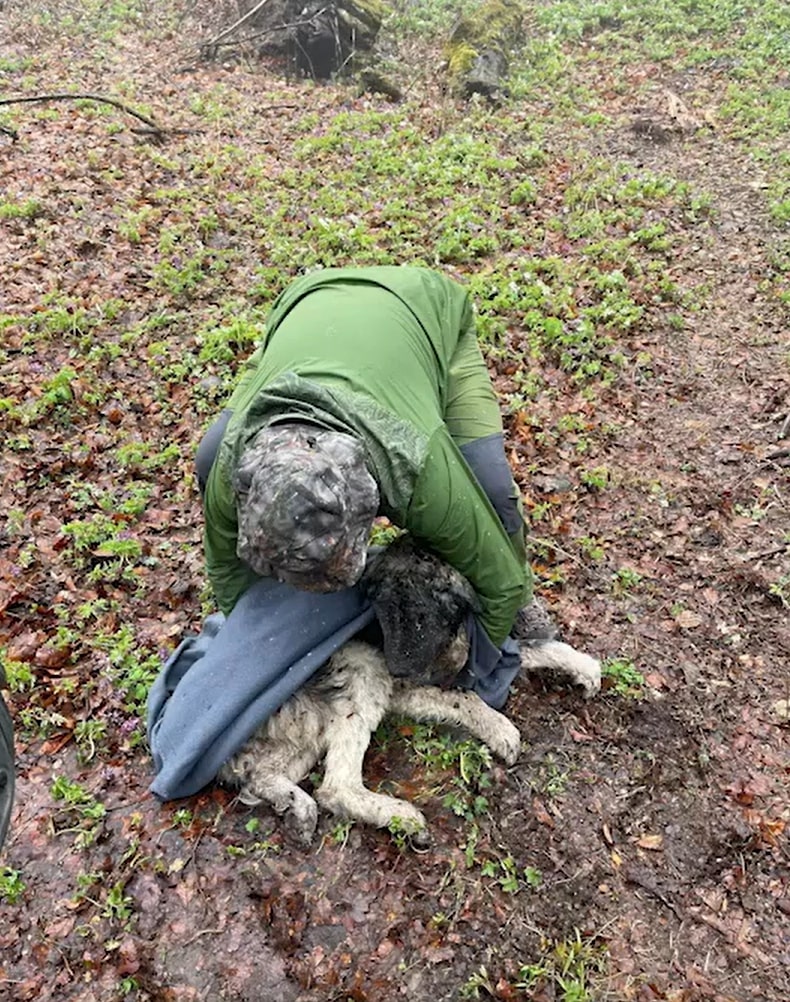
146,578,520,801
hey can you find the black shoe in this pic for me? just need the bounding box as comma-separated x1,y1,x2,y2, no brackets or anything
512,597,560,644
0,673,15,851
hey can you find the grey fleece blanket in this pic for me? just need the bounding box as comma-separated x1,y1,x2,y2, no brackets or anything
146,578,520,801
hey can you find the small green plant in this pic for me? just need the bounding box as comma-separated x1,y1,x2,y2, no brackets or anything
577,536,605,562
387,814,426,850
74,719,108,762
769,573,789,607
579,466,610,491
460,965,496,999
226,838,279,857
1,650,35,691
94,625,162,717
171,808,193,829
611,567,643,596
602,657,645,698
72,871,102,902
50,775,107,847
103,881,134,924
0,867,26,904
535,754,570,797
480,856,542,894
51,775,94,807
329,819,354,846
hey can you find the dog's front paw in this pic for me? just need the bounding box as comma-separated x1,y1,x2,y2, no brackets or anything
387,803,428,836
283,788,319,846
570,652,601,698
522,641,602,699
487,717,521,766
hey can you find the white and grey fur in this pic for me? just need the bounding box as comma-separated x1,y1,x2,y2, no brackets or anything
219,537,601,845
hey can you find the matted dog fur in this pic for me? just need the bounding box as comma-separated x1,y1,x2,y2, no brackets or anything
219,537,600,845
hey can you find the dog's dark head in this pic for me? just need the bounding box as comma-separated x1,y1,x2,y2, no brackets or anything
362,536,479,687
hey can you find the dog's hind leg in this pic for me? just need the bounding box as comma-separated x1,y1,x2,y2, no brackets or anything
317,715,429,838
519,640,601,697
313,644,428,839
390,685,522,766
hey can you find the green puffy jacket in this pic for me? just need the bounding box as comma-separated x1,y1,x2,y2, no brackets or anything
203,266,531,646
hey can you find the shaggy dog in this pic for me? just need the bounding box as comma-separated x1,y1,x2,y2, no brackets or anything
218,537,600,845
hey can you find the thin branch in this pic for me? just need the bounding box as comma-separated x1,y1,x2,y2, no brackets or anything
255,104,300,113
0,93,167,134
203,0,274,49
206,10,331,49
0,124,18,140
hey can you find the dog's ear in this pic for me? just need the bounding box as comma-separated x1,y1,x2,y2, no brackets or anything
361,534,415,600
444,571,480,617
361,546,387,594
362,535,479,616
429,568,479,623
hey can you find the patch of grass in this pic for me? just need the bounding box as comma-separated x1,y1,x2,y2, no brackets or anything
94,625,162,720
516,931,609,1002
0,196,44,221
461,930,608,1000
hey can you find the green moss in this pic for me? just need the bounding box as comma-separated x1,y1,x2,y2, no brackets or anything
444,0,525,87
447,40,478,77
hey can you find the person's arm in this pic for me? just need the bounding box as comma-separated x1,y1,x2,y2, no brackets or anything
443,300,504,446
443,315,528,566
406,428,532,647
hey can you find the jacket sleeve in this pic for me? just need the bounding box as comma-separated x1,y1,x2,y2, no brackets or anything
444,317,505,446
405,428,532,647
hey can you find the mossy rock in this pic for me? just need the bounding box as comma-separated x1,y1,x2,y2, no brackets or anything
445,0,525,100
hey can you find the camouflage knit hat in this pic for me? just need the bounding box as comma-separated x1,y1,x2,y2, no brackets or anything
233,423,379,592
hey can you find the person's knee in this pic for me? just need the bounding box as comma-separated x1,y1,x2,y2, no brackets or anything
196,409,233,493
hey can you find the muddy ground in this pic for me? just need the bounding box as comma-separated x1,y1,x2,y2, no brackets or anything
0,3,788,1000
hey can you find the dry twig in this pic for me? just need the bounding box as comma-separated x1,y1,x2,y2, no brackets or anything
0,92,170,135
202,0,274,54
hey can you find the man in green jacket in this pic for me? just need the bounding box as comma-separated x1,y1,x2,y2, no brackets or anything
148,266,550,799
199,265,533,653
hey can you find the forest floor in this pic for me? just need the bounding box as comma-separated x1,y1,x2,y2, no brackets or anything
0,1,788,1000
